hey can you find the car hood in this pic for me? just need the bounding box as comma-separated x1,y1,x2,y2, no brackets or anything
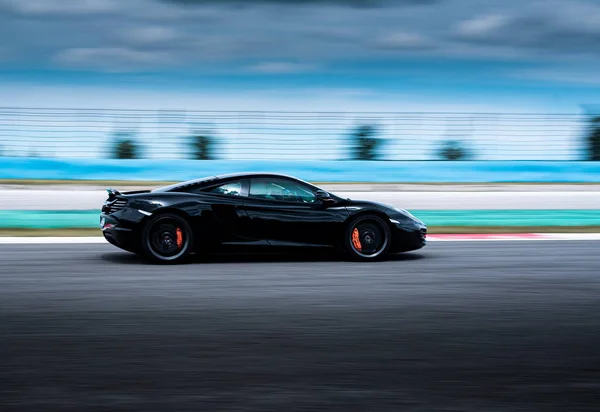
344,199,396,212
344,198,423,222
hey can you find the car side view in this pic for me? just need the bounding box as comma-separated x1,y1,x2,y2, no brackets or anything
100,172,427,263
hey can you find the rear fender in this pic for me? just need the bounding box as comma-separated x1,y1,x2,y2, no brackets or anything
143,207,211,244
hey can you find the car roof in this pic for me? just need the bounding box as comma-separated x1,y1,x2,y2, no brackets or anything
153,172,310,192
215,172,298,181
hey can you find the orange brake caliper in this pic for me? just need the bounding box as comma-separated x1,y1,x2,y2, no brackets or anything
351,228,362,251
176,228,183,248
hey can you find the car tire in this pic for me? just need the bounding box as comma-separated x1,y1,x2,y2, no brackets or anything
344,214,391,261
140,212,194,264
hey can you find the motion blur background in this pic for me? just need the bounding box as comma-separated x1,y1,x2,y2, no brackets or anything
2,0,600,166
3,1,600,411
2,0,600,230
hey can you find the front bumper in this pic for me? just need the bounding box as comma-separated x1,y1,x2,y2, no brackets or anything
389,218,427,253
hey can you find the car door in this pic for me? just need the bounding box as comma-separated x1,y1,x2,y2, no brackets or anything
195,179,264,245
243,177,348,247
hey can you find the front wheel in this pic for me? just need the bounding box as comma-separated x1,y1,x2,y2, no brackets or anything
140,213,194,264
344,215,391,261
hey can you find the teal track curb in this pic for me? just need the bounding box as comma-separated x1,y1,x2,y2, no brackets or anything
416,210,600,227
1,210,599,229
0,211,101,229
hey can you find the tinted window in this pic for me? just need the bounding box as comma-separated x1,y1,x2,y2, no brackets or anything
154,176,217,192
249,179,317,203
207,181,243,196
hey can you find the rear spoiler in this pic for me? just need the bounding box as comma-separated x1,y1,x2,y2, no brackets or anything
106,188,122,201
106,188,152,200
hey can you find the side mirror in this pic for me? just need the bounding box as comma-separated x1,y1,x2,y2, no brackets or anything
316,190,335,204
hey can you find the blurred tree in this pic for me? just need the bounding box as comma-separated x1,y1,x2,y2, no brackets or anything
586,116,600,161
111,131,141,159
350,125,380,160
190,131,215,160
437,139,471,160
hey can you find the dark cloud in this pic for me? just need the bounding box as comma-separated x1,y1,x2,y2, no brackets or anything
160,0,415,7
0,0,121,17
1,0,600,72
453,7,600,55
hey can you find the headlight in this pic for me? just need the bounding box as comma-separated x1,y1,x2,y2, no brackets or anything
394,208,417,219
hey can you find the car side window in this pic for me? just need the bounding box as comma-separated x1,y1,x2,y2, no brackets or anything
249,179,317,204
207,181,243,196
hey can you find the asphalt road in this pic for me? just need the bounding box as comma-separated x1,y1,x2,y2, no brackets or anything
3,241,600,411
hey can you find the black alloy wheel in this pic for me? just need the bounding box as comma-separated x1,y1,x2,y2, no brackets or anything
345,215,391,261
141,213,193,263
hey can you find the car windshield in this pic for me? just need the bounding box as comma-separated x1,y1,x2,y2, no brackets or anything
153,176,218,192
284,176,327,193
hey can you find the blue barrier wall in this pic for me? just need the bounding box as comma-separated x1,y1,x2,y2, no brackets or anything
1,158,600,182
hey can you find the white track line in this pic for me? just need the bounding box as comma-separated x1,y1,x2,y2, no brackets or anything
427,233,600,241
532,233,600,241
3,190,600,210
0,237,107,244
1,234,600,244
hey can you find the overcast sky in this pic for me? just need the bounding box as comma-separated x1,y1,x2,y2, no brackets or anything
1,0,600,112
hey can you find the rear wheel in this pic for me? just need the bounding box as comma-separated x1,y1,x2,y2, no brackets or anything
141,213,194,264
344,215,391,261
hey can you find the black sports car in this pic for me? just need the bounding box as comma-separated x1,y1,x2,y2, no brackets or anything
100,172,427,263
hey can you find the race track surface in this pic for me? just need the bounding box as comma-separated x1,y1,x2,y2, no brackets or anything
3,241,600,411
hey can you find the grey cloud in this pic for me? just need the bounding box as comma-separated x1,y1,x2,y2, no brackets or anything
454,15,600,53
160,0,422,8
0,0,121,16
117,26,183,47
510,66,600,86
373,32,437,50
451,1,600,55
2,0,600,72
54,47,175,71
248,62,316,73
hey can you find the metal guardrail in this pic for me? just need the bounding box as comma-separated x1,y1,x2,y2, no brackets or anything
0,108,595,161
